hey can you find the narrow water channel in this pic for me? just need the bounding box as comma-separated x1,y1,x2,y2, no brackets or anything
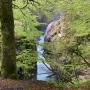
36,36,53,81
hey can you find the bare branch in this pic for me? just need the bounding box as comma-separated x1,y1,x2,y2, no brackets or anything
13,4,26,17
20,0,29,9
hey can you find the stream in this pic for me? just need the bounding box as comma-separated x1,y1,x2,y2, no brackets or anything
36,36,53,81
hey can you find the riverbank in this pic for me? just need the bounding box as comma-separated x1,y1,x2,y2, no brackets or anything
0,79,90,90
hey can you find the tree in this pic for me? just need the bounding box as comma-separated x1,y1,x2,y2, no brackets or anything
44,0,90,85
0,0,17,79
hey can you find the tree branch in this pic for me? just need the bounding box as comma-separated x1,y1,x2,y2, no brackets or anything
13,4,26,17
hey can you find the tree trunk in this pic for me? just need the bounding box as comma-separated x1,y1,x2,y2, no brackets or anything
0,0,17,79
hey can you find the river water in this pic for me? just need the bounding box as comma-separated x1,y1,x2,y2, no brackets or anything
36,36,53,81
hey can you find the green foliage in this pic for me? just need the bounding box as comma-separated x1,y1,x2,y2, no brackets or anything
48,80,66,88
45,36,90,83
58,0,90,36
68,79,90,88
48,79,90,88
15,35,38,79
13,0,43,40
44,0,90,85
17,49,37,67
0,0,89,85
12,0,43,79
17,49,37,79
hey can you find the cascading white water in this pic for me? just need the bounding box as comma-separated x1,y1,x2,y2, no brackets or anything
36,13,61,80
37,36,53,80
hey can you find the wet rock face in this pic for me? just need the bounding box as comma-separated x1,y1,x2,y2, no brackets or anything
44,21,55,41
44,16,66,42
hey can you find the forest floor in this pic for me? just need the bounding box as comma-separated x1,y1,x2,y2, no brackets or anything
0,79,90,90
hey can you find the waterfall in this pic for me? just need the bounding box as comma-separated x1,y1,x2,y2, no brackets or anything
36,36,53,80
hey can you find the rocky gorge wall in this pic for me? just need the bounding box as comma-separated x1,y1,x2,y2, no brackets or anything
44,16,67,42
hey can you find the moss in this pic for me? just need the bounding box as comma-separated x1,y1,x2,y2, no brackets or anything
0,0,17,79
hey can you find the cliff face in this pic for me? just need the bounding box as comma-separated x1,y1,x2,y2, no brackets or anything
44,16,67,41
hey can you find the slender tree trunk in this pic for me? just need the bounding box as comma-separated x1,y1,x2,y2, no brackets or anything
0,0,17,79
